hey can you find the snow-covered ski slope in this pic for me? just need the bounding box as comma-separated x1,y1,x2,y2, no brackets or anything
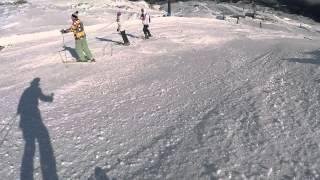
1,0,320,179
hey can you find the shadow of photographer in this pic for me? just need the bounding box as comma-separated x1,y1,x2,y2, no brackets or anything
17,77,58,180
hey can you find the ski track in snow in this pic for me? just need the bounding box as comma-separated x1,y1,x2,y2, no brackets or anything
1,1,320,179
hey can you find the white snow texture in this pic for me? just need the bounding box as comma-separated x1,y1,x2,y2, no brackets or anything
1,0,320,179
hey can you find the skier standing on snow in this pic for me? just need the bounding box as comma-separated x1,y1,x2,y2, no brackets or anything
116,12,130,46
140,8,152,39
60,11,95,62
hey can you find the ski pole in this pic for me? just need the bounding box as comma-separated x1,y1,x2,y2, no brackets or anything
110,43,113,56
0,115,18,148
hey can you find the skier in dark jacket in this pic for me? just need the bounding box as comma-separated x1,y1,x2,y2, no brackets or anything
116,11,130,46
140,8,152,39
60,11,95,62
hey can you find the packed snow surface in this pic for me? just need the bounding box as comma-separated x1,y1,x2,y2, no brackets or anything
1,0,320,179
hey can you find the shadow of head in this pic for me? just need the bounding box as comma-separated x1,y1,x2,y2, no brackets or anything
95,167,109,180
286,49,320,65
200,161,219,180
31,77,40,86
88,167,117,180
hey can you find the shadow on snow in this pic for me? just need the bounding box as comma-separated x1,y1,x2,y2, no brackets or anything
88,167,116,180
286,49,320,65
17,77,58,180
63,46,79,60
96,37,124,45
